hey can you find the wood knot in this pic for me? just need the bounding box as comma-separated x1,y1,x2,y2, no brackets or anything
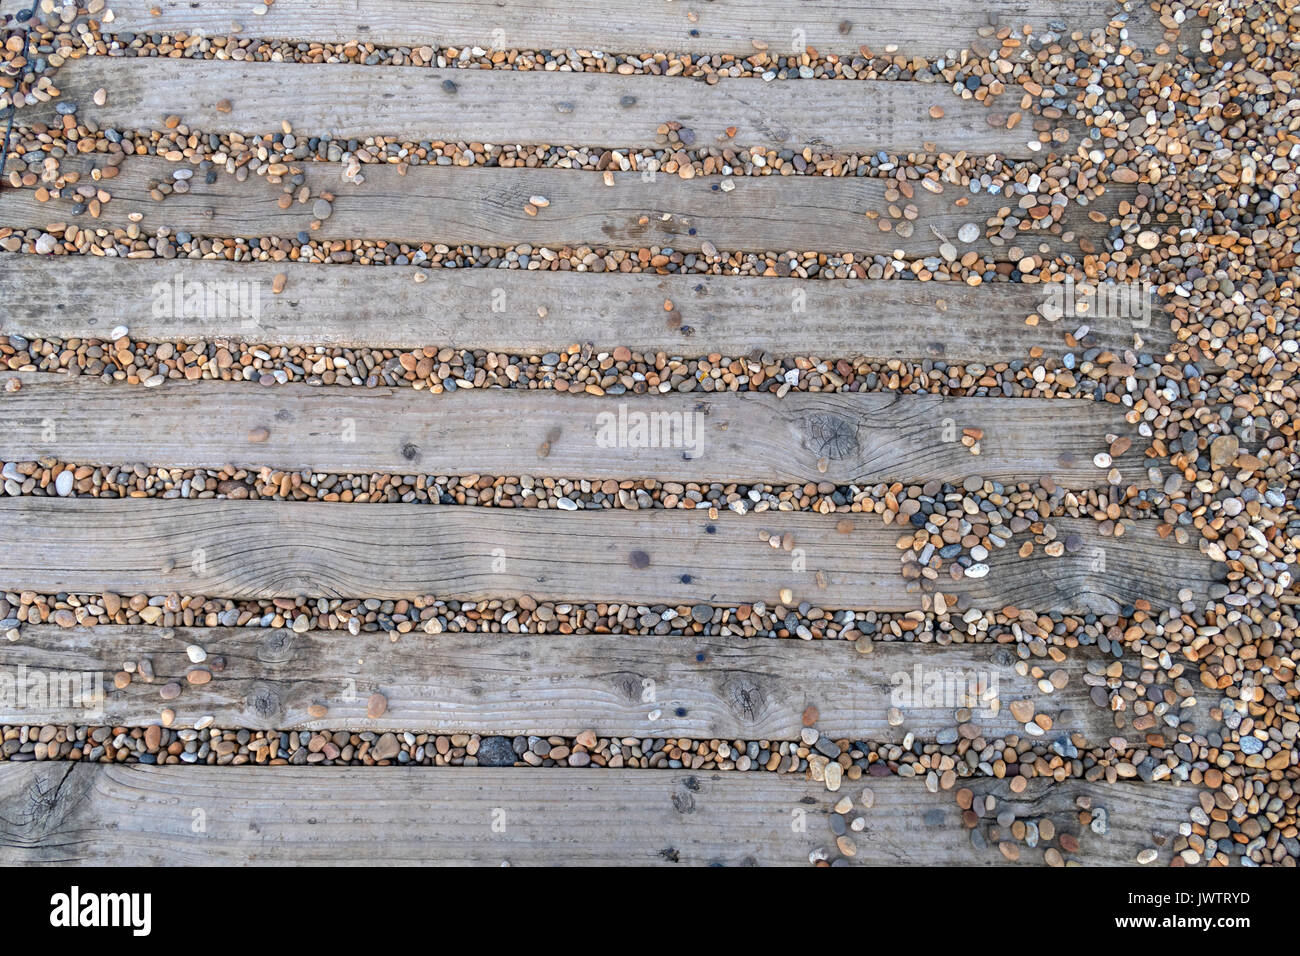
803,412,859,460
247,682,284,722
5,764,88,845
257,630,296,664
719,675,767,723
610,671,643,701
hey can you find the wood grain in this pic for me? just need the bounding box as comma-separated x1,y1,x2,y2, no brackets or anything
0,156,1130,259
0,255,1166,360
0,763,1203,865
33,56,1058,158
3,371,1153,487
0,624,1166,742
0,498,1221,613
100,0,1176,58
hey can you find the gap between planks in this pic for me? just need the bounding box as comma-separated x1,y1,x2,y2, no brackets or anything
0,763,1203,865
0,624,1200,742
31,56,1058,159
0,498,1221,613
0,255,1168,360
4,371,1155,487
99,0,1179,59
0,156,1133,260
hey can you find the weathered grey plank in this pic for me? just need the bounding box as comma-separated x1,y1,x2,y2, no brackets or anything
101,0,1175,59
0,498,1220,613
33,57,1054,158
0,156,1129,258
3,372,1153,487
0,625,1144,741
0,763,1202,865
0,255,1165,359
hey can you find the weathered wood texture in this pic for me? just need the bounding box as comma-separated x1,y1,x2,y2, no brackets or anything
0,499,1220,613
100,0,1175,58
0,255,1165,359
0,763,1202,865
3,372,1152,487
0,156,1130,259
34,57,1056,158
0,624,1151,741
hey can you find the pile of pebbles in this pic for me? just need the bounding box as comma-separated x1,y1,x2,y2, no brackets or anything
3,332,1179,401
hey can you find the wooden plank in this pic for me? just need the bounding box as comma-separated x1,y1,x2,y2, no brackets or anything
33,57,1055,158
0,499,1221,613
101,0,1174,59
2,372,1153,487
0,625,1150,742
0,763,1203,865
0,255,1165,359
0,156,1129,259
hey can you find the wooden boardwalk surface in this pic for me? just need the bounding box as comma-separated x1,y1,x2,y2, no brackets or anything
0,498,1217,613
0,255,1163,360
0,623,1214,741
102,0,1173,59
0,156,1129,258
5,371,1153,486
0,0,1211,867
32,56,1056,157
0,764,1202,866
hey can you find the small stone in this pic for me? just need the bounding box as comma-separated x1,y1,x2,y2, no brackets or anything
372,732,400,760
1009,699,1035,722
